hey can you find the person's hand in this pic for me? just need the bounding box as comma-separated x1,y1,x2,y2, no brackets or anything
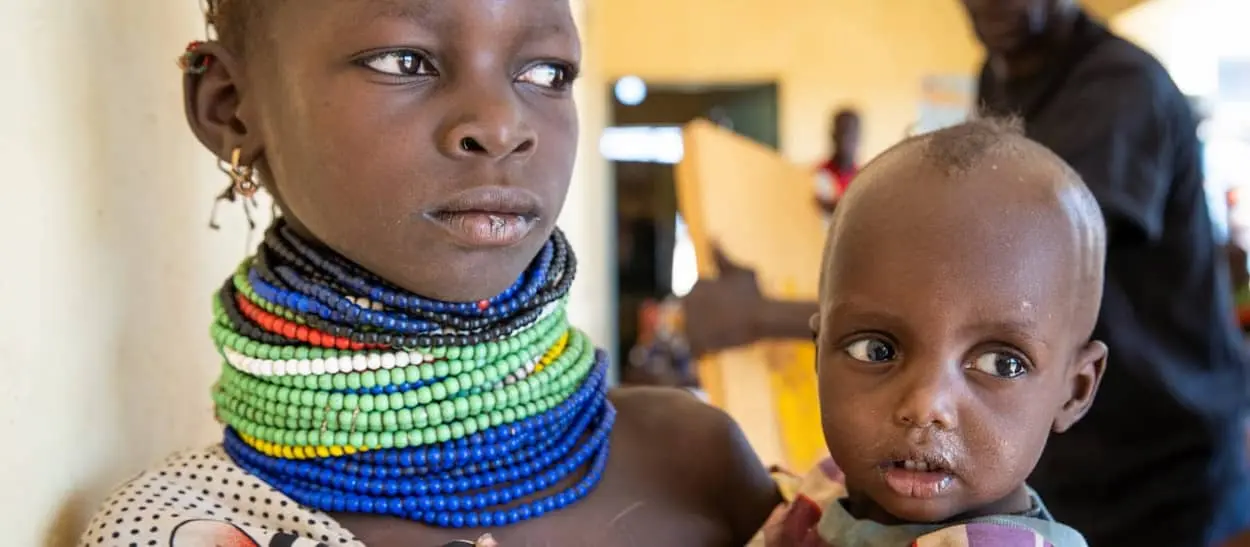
681,247,767,357
759,499,829,547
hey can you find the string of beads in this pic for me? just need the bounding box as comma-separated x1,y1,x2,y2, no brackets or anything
213,220,613,528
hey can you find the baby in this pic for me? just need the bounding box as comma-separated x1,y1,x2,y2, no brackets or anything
754,118,1108,547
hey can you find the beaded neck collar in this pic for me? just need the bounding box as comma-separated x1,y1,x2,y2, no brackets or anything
212,221,614,529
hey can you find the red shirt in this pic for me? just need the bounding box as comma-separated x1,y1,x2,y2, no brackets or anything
814,160,858,212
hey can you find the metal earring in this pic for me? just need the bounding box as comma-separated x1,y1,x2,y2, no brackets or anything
208,148,263,252
221,147,259,199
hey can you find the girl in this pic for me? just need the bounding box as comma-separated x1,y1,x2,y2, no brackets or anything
78,1,778,545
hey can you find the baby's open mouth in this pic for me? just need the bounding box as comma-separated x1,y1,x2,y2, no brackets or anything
881,459,955,499
890,459,947,473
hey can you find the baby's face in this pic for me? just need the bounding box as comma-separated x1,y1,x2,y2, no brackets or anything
814,160,1103,523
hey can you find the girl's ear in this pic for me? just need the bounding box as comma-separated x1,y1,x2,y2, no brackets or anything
183,41,263,165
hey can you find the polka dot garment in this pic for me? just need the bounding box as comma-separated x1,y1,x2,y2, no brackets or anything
79,446,362,547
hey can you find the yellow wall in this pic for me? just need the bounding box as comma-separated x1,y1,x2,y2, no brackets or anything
591,0,984,163
592,0,1149,164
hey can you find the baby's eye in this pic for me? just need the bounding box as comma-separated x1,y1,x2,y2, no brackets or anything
967,351,1029,378
517,63,575,90
361,50,437,77
844,337,896,363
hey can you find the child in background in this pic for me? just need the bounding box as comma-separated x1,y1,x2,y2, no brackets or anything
813,108,862,218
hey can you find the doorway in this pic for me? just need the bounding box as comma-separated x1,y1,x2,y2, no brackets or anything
604,81,780,380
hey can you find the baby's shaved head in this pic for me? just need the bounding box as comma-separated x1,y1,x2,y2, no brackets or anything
910,116,1029,177
823,118,1107,339
813,119,1110,523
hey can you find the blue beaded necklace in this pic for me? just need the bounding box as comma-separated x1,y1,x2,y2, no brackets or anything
269,224,555,318
215,221,614,529
224,361,613,527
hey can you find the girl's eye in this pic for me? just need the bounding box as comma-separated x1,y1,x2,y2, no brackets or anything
517,63,576,90
967,351,1029,379
844,337,897,363
361,51,436,77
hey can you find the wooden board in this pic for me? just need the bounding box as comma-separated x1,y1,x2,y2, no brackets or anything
674,119,827,469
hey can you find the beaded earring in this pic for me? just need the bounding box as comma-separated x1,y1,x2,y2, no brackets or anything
177,41,212,75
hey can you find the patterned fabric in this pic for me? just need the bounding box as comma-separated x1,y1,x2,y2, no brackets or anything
77,446,496,547
749,458,1088,547
79,447,357,547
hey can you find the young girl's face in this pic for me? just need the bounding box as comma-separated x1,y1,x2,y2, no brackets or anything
190,0,580,300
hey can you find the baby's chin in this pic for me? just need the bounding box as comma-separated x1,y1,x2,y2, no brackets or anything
873,495,971,525
856,479,1031,526
847,477,979,525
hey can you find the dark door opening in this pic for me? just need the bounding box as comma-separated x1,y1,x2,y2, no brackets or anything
606,82,779,383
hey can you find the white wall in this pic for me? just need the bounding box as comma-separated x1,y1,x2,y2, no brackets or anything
0,3,232,545
562,0,616,381
1111,0,1250,245
0,1,610,545
1112,0,1250,97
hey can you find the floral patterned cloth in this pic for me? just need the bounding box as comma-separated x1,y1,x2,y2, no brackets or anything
749,458,1088,547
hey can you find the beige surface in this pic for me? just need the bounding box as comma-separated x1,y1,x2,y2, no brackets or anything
675,120,827,467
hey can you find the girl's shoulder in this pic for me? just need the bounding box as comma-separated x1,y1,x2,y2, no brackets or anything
609,387,783,542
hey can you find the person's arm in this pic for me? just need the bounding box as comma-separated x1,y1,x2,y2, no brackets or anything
611,388,782,544
682,249,821,356
1041,60,1176,244
710,403,785,544
757,299,821,341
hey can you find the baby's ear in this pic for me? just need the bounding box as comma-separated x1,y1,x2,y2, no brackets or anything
1052,340,1108,433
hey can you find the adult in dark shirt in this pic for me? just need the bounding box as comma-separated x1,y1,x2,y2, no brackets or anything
967,1,1250,545
682,1,1250,544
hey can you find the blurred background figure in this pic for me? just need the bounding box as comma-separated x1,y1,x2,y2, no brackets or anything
813,108,862,217
1227,190,1250,329
621,297,702,392
967,0,1250,544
